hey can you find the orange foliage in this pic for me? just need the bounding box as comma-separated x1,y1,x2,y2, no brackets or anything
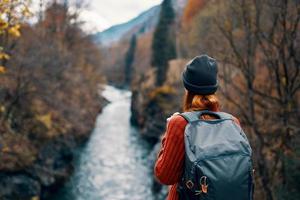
182,0,206,24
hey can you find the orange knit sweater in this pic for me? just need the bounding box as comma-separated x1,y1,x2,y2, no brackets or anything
154,114,240,200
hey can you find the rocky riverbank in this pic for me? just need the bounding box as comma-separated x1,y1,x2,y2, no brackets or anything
0,135,75,200
0,95,108,200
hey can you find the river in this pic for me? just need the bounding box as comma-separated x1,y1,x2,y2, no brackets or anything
53,85,155,200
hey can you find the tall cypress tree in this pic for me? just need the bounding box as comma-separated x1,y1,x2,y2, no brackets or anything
124,34,137,86
151,0,177,86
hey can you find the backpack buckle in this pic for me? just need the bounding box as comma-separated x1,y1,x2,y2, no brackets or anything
186,180,194,189
195,176,209,195
200,176,208,194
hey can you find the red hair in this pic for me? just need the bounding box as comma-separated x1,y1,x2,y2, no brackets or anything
183,91,220,112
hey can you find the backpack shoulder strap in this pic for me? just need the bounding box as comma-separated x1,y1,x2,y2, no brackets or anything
179,112,201,123
215,112,234,120
180,111,234,123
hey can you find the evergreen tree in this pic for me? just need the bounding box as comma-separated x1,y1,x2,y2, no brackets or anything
151,0,177,86
124,34,137,86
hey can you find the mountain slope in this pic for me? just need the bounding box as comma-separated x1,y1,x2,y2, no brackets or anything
93,5,160,46
93,0,187,46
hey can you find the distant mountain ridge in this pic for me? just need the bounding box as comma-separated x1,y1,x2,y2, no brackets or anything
93,5,160,46
93,0,187,46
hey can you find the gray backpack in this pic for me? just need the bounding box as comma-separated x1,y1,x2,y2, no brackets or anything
177,110,254,200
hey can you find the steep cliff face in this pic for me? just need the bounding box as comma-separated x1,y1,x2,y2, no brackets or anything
130,59,188,200
131,59,187,139
129,0,188,135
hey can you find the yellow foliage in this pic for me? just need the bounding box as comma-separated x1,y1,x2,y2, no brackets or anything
22,6,32,17
2,146,10,153
1,0,10,4
281,77,287,86
36,113,52,129
0,105,5,112
0,52,10,60
31,196,39,200
0,66,6,74
0,20,8,30
0,0,31,67
149,85,176,99
8,25,21,37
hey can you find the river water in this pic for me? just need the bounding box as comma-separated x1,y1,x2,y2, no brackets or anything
54,85,155,200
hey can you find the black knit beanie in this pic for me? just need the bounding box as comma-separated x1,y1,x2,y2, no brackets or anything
182,55,218,95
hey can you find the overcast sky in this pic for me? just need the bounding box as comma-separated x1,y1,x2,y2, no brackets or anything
85,0,163,32
32,0,163,33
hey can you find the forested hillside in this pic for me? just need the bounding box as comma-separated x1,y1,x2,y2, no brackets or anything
0,1,105,199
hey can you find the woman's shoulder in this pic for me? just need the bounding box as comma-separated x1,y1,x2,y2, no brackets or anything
166,115,188,139
168,114,188,127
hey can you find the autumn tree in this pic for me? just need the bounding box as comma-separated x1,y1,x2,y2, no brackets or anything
0,0,31,73
0,1,104,199
0,0,31,125
182,0,206,24
0,0,103,138
151,0,177,86
178,0,299,199
212,0,300,199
